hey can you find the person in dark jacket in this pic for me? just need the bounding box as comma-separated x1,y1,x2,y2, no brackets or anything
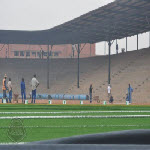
21,78,26,103
89,84,93,103
109,95,114,104
116,44,119,54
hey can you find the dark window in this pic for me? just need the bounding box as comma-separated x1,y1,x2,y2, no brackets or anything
43,52,48,56
20,51,24,56
26,52,30,57
49,51,52,56
37,52,40,57
54,52,59,56
14,51,19,56
37,52,40,56
32,52,36,57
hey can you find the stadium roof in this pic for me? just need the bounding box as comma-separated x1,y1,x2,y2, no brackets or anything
0,0,150,45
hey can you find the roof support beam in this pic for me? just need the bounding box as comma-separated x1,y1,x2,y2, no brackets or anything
149,31,150,48
77,44,80,88
47,45,50,89
108,41,111,85
126,37,128,52
137,34,139,51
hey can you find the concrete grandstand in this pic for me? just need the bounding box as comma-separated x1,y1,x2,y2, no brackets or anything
0,47,149,104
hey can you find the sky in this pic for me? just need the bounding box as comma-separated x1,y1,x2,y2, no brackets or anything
0,0,149,55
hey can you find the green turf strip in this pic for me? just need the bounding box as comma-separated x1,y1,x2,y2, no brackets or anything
0,105,150,112
0,104,150,143
0,118,150,143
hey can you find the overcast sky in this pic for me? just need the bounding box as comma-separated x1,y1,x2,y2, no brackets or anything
0,0,149,55
0,0,114,30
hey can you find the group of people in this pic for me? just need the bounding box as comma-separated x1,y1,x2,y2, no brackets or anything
89,83,133,104
2,73,133,104
107,84,114,104
2,74,39,104
107,84,133,104
89,84,114,104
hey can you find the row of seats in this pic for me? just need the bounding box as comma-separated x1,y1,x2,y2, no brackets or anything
0,48,149,103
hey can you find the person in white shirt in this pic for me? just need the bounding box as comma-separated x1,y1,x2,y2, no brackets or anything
8,78,12,103
107,84,111,97
31,74,39,103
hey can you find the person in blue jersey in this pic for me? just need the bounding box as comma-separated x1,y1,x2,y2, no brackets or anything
127,84,133,103
8,78,12,103
21,78,26,104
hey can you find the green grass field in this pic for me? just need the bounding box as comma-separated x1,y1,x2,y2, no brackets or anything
0,104,150,143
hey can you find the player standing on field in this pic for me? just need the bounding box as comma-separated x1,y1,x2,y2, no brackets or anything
31,74,39,104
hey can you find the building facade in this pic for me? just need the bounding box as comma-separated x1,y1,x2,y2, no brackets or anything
0,43,95,59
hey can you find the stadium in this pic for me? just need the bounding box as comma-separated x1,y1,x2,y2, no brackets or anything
0,0,150,149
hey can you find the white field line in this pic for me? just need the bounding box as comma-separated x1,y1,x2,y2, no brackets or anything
0,124,149,128
1,111,150,114
0,115,150,119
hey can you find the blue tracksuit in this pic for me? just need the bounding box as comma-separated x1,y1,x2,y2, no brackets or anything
32,89,36,104
21,81,26,103
128,86,133,103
